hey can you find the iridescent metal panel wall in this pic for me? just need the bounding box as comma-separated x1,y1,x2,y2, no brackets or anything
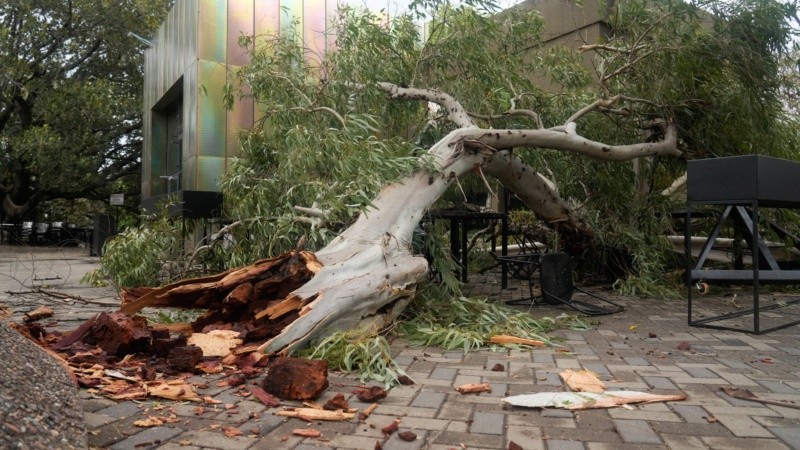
227,0,254,66
198,60,228,160
144,0,336,201
198,0,227,63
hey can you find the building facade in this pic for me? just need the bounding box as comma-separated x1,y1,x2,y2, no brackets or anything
141,0,335,217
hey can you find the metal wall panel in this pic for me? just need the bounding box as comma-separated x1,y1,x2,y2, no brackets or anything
197,60,227,159
198,156,226,191
199,0,227,63
227,0,254,67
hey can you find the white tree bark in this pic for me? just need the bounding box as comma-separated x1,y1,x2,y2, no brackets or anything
259,85,680,354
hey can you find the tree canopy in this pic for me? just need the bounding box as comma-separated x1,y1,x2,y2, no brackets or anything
0,0,170,223
212,0,798,287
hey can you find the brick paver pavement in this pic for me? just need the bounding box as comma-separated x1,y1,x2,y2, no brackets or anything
3,246,800,449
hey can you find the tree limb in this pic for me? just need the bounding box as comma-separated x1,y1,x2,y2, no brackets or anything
374,82,475,128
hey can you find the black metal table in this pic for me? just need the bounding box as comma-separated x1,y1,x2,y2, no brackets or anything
685,155,800,334
425,209,508,285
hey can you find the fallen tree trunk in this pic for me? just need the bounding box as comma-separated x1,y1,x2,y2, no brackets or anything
117,85,680,356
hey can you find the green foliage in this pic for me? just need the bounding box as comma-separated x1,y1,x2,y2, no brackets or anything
300,329,410,388
300,285,592,385
396,284,589,351
82,211,184,289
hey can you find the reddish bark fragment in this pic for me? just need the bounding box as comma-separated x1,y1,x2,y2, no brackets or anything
374,441,382,450
23,306,54,322
167,345,203,372
677,341,691,351
121,287,156,305
152,337,188,358
491,363,505,372
67,348,108,365
356,386,387,403
381,421,399,435
248,385,281,407
508,441,523,450
262,357,329,400
81,312,152,356
397,430,417,442
224,282,254,306
397,375,414,385
221,373,247,387
323,393,350,411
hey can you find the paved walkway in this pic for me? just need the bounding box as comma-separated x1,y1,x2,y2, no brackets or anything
2,245,800,449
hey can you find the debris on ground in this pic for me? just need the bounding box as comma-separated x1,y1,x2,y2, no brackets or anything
262,357,329,400
559,369,606,393
355,385,388,402
488,334,545,347
276,407,355,421
502,391,687,410
677,341,692,351
23,305,54,322
292,428,322,438
721,386,800,410
455,383,492,394
13,251,325,404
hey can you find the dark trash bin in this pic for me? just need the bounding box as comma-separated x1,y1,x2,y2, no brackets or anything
91,214,115,257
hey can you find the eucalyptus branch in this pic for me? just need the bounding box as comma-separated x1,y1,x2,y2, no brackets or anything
564,95,621,125
578,43,648,54
294,204,331,220
455,120,679,162
468,109,544,129
601,50,655,83
185,218,260,270
661,172,687,196
374,82,475,128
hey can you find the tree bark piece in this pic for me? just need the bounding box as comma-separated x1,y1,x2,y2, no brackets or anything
488,335,546,347
292,429,322,438
275,408,354,421
456,383,492,394
262,357,329,400
355,386,387,402
249,386,281,407
166,345,203,372
83,312,152,356
23,306,54,322
559,369,606,393
323,393,350,411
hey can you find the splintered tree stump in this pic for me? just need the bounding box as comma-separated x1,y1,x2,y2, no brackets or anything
83,312,152,356
262,357,329,400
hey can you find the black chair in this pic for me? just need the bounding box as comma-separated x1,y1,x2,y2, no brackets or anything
494,232,544,303
540,252,624,316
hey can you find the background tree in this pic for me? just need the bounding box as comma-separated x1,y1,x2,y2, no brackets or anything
0,0,170,223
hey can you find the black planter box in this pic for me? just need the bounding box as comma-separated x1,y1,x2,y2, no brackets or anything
687,155,800,207
141,190,223,219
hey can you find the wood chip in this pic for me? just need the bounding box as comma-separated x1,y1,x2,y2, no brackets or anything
358,403,378,421
292,428,322,438
275,408,355,421
455,383,492,394
559,369,606,393
187,330,243,357
488,335,545,347
23,306,54,322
